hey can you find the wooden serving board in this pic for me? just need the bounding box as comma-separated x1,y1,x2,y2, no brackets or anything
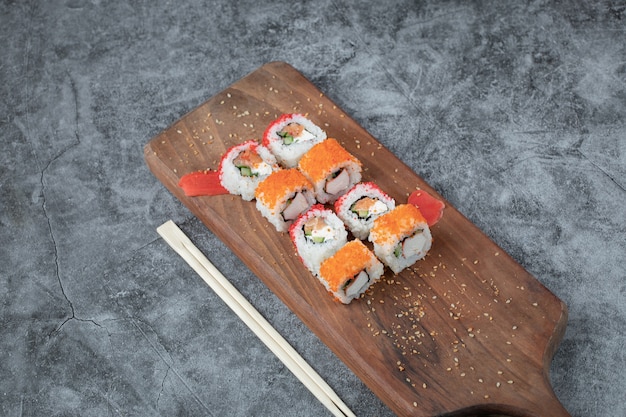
144,62,570,417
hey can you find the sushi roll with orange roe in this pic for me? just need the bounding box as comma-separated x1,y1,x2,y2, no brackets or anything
368,204,432,274
218,140,279,201
318,239,384,304
262,113,327,168
297,138,362,204
255,168,316,232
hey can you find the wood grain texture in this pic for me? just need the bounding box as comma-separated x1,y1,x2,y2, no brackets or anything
144,62,570,417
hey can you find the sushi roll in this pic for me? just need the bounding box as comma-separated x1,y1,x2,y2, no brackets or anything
262,113,327,168
368,204,432,274
334,182,396,240
297,138,362,204
218,140,280,201
318,240,384,304
254,168,317,232
289,204,348,276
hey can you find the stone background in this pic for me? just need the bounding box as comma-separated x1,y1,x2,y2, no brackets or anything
1,1,625,416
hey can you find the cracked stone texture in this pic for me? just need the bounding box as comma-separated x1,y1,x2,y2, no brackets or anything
1,0,624,416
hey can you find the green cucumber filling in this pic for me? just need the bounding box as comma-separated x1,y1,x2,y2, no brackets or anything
277,131,294,145
237,166,254,177
303,229,325,243
350,204,369,219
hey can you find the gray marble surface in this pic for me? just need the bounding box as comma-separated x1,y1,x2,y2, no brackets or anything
1,1,625,416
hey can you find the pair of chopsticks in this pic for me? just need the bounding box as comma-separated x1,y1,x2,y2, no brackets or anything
157,220,355,417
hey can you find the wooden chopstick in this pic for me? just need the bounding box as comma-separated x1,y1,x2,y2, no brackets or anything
157,220,356,417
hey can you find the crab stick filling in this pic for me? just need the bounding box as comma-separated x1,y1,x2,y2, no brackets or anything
324,169,350,196
281,191,310,221
394,229,428,258
342,270,370,299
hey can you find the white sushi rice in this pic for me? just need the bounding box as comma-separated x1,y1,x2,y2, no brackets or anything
264,114,326,168
335,182,396,239
219,141,279,201
290,205,348,276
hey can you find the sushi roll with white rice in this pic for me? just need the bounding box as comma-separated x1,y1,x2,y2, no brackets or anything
297,138,362,204
254,168,317,232
334,182,396,240
289,204,348,276
318,240,384,304
262,113,327,168
218,140,280,201
368,204,432,274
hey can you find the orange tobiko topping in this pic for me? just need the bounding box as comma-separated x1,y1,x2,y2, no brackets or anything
370,204,427,245
298,138,361,182
319,240,375,292
254,168,312,208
